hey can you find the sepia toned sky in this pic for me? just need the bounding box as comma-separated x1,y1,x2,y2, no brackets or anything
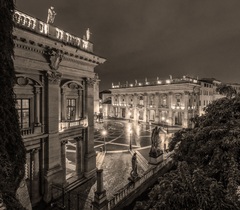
16,0,240,90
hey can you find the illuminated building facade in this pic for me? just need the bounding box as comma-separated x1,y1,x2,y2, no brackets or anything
13,10,105,207
110,76,201,128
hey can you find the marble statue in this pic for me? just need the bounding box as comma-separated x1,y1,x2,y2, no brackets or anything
47,6,57,24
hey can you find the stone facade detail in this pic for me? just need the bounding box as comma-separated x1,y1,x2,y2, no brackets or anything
13,9,106,208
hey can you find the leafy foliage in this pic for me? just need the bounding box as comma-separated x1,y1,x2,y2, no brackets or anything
216,84,237,99
134,95,240,210
0,1,26,209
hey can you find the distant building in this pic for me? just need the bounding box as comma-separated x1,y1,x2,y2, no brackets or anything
13,10,105,207
198,78,222,115
110,76,201,128
109,75,240,127
99,90,112,118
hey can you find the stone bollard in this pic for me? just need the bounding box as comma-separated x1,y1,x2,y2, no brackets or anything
92,169,108,210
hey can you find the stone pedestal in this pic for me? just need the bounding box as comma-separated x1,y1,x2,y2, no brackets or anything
92,169,108,210
148,154,163,165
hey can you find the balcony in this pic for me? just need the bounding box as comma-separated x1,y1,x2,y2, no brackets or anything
59,119,87,132
21,127,33,136
171,104,185,110
20,124,44,137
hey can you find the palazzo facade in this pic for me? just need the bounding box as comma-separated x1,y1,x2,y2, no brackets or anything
13,10,105,207
110,76,201,128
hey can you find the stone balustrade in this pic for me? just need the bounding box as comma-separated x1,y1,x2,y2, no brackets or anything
59,119,87,132
107,156,173,209
14,10,93,53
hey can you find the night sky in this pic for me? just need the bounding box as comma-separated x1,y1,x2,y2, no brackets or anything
16,0,240,91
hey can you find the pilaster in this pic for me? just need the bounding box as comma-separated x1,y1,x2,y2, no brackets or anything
61,140,68,180
84,77,97,178
75,136,84,178
31,148,41,204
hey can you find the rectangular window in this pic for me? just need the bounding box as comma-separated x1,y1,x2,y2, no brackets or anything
16,99,30,128
67,99,76,120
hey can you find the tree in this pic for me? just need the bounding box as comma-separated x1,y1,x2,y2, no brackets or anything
134,94,240,210
216,84,237,99
0,1,26,209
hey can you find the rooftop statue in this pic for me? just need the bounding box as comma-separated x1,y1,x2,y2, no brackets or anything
47,6,57,24
86,28,92,41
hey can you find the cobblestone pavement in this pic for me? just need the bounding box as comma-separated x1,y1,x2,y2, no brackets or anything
65,119,173,206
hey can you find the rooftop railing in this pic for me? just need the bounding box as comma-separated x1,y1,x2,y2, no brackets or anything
14,10,93,53
112,77,200,89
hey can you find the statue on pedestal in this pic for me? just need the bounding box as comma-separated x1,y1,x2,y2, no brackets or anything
149,126,163,158
130,153,139,181
47,6,57,24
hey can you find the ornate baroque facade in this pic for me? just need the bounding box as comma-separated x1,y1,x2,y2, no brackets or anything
13,10,105,207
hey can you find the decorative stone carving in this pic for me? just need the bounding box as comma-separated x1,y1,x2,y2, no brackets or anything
46,71,62,85
17,77,29,86
68,82,79,90
44,48,63,70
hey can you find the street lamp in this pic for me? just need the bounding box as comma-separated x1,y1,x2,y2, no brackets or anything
166,119,169,133
161,116,165,128
129,128,132,151
101,130,107,152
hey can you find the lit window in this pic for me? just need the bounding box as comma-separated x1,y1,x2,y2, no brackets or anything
16,99,30,129
67,99,76,120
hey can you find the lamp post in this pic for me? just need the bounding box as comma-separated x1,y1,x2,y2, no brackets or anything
129,128,132,151
161,116,165,129
102,130,107,152
166,119,169,134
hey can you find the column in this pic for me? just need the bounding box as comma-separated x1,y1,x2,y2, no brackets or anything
84,77,97,178
155,92,159,123
133,94,138,121
183,91,190,128
168,92,173,126
34,86,41,126
143,93,148,122
75,136,84,178
125,94,129,119
61,140,68,180
31,148,41,204
78,89,83,118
